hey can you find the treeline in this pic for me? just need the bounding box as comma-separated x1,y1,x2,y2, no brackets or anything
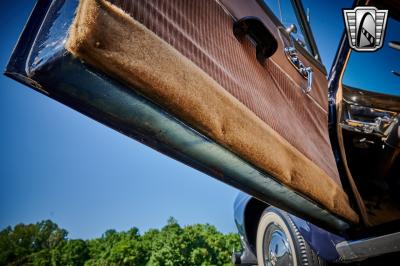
0,218,240,266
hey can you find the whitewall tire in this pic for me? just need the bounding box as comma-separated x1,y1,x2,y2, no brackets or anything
256,207,326,266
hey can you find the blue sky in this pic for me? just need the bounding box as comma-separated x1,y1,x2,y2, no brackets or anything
1,0,350,239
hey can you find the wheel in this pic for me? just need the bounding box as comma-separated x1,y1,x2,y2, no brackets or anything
256,207,326,266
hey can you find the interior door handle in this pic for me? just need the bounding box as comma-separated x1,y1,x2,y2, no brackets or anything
284,45,313,93
301,66,313,93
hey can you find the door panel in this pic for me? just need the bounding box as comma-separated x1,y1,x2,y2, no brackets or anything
104,0,340,186
106,0,342,191
67,0,355,222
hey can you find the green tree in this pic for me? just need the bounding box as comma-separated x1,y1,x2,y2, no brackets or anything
53,239,89,266
0,226,15,265
0,220,67,265
31,249,52,266
0,218,240,266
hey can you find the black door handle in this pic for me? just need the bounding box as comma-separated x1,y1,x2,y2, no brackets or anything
233,17,278,64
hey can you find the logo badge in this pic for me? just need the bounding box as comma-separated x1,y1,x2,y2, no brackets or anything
343,6,388,51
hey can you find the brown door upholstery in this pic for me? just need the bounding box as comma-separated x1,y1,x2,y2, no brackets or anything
66,0,358,222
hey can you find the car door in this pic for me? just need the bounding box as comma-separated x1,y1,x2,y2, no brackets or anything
5,0,358,232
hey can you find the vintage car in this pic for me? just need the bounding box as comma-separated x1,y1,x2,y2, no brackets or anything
5,0,399,265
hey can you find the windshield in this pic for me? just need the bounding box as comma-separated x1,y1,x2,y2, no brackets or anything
342,17,400,96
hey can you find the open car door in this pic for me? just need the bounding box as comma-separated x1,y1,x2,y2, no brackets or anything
5,0,359,232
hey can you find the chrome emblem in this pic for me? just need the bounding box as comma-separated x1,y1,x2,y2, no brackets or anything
343,6,388,51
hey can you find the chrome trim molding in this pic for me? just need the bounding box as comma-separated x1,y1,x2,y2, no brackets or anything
336,232,400,262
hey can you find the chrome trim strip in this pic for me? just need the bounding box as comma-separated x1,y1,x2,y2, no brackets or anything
336,232,400,262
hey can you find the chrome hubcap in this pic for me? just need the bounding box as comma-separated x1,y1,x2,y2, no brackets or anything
263,223,294,266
